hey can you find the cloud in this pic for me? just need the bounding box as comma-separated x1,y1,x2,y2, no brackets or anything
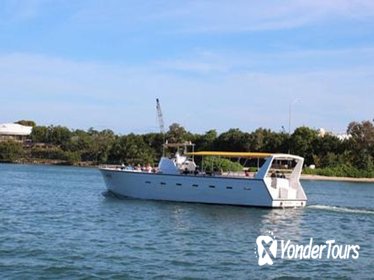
8,0,373,33
0,0,45,24
151,47,374,76
0,50,373,134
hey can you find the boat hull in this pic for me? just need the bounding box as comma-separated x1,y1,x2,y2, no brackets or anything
100,169,306,208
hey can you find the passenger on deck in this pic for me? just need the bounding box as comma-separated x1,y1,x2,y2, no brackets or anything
213,167,222,175
145,163,152,173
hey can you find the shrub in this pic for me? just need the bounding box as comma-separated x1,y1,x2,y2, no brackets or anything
202,156,243,172
0,141,24,162
303,165,374,178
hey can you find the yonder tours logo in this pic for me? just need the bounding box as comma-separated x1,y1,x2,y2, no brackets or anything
255,233,360,266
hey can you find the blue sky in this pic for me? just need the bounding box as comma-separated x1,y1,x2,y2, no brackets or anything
1,0,373,134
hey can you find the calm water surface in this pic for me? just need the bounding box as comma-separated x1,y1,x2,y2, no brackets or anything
0,163,373,279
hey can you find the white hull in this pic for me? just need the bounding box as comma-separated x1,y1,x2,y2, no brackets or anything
100,169,307,208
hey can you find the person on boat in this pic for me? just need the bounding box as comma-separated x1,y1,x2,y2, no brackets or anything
145,163,152,173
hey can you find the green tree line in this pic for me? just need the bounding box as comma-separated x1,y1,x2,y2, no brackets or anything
0,120,373,177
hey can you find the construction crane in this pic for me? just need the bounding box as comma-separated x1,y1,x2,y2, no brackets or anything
156,98,165,134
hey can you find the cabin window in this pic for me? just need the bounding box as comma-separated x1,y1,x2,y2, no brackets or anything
176,183,182,186
145,181,151,184
192,184,199,187
226,186,233,189
209,185,216,188
160,182,166,185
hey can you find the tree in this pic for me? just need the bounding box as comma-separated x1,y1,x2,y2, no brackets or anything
80,129,116,163
313,134,345,168
248,128,288,153
213,128,249,151
108,134,155,164
64,130,93,152
166,123,191,143
30,126,49,143
203,156,243,172
290,127,319,165
194,129,217,151
48,126,71,145
346,120,374,169
142,132,164,159
16,120,36,127
0,141,24,162
91,130,116,163
30,125,71,145
63,151,81,165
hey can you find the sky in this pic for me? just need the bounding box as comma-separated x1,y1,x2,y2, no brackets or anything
0,0,373,135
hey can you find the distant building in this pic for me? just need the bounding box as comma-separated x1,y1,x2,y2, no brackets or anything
336,133,351,141
0,123,33,143
318,127,351,141
318,128,326,137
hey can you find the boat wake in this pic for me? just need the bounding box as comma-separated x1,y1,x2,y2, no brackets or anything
308,204,374,215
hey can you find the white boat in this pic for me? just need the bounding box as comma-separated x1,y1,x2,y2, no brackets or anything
100,142,307,208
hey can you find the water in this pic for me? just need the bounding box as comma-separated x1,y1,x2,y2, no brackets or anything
0,164,373,279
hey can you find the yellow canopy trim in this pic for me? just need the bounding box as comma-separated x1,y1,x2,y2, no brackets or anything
186,151,272,158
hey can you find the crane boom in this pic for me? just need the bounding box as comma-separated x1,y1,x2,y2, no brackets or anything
156,98,165,134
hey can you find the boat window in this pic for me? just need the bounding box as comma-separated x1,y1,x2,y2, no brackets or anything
209,185,216,188
226,186,233,189
145,181,151,184
176,183,182,186
192,184,199,187
160,182,166,185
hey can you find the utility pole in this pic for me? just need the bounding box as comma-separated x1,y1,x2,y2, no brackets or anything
288,98,299,153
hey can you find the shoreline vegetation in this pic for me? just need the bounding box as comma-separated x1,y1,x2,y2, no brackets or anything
0,120,373,180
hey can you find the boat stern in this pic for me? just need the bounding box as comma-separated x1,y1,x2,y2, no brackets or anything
256,154,308,208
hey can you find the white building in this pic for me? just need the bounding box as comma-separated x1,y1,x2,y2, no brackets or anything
0,123,33,143
318,127,351,141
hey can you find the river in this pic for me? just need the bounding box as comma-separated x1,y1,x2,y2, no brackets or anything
0,163,373,279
